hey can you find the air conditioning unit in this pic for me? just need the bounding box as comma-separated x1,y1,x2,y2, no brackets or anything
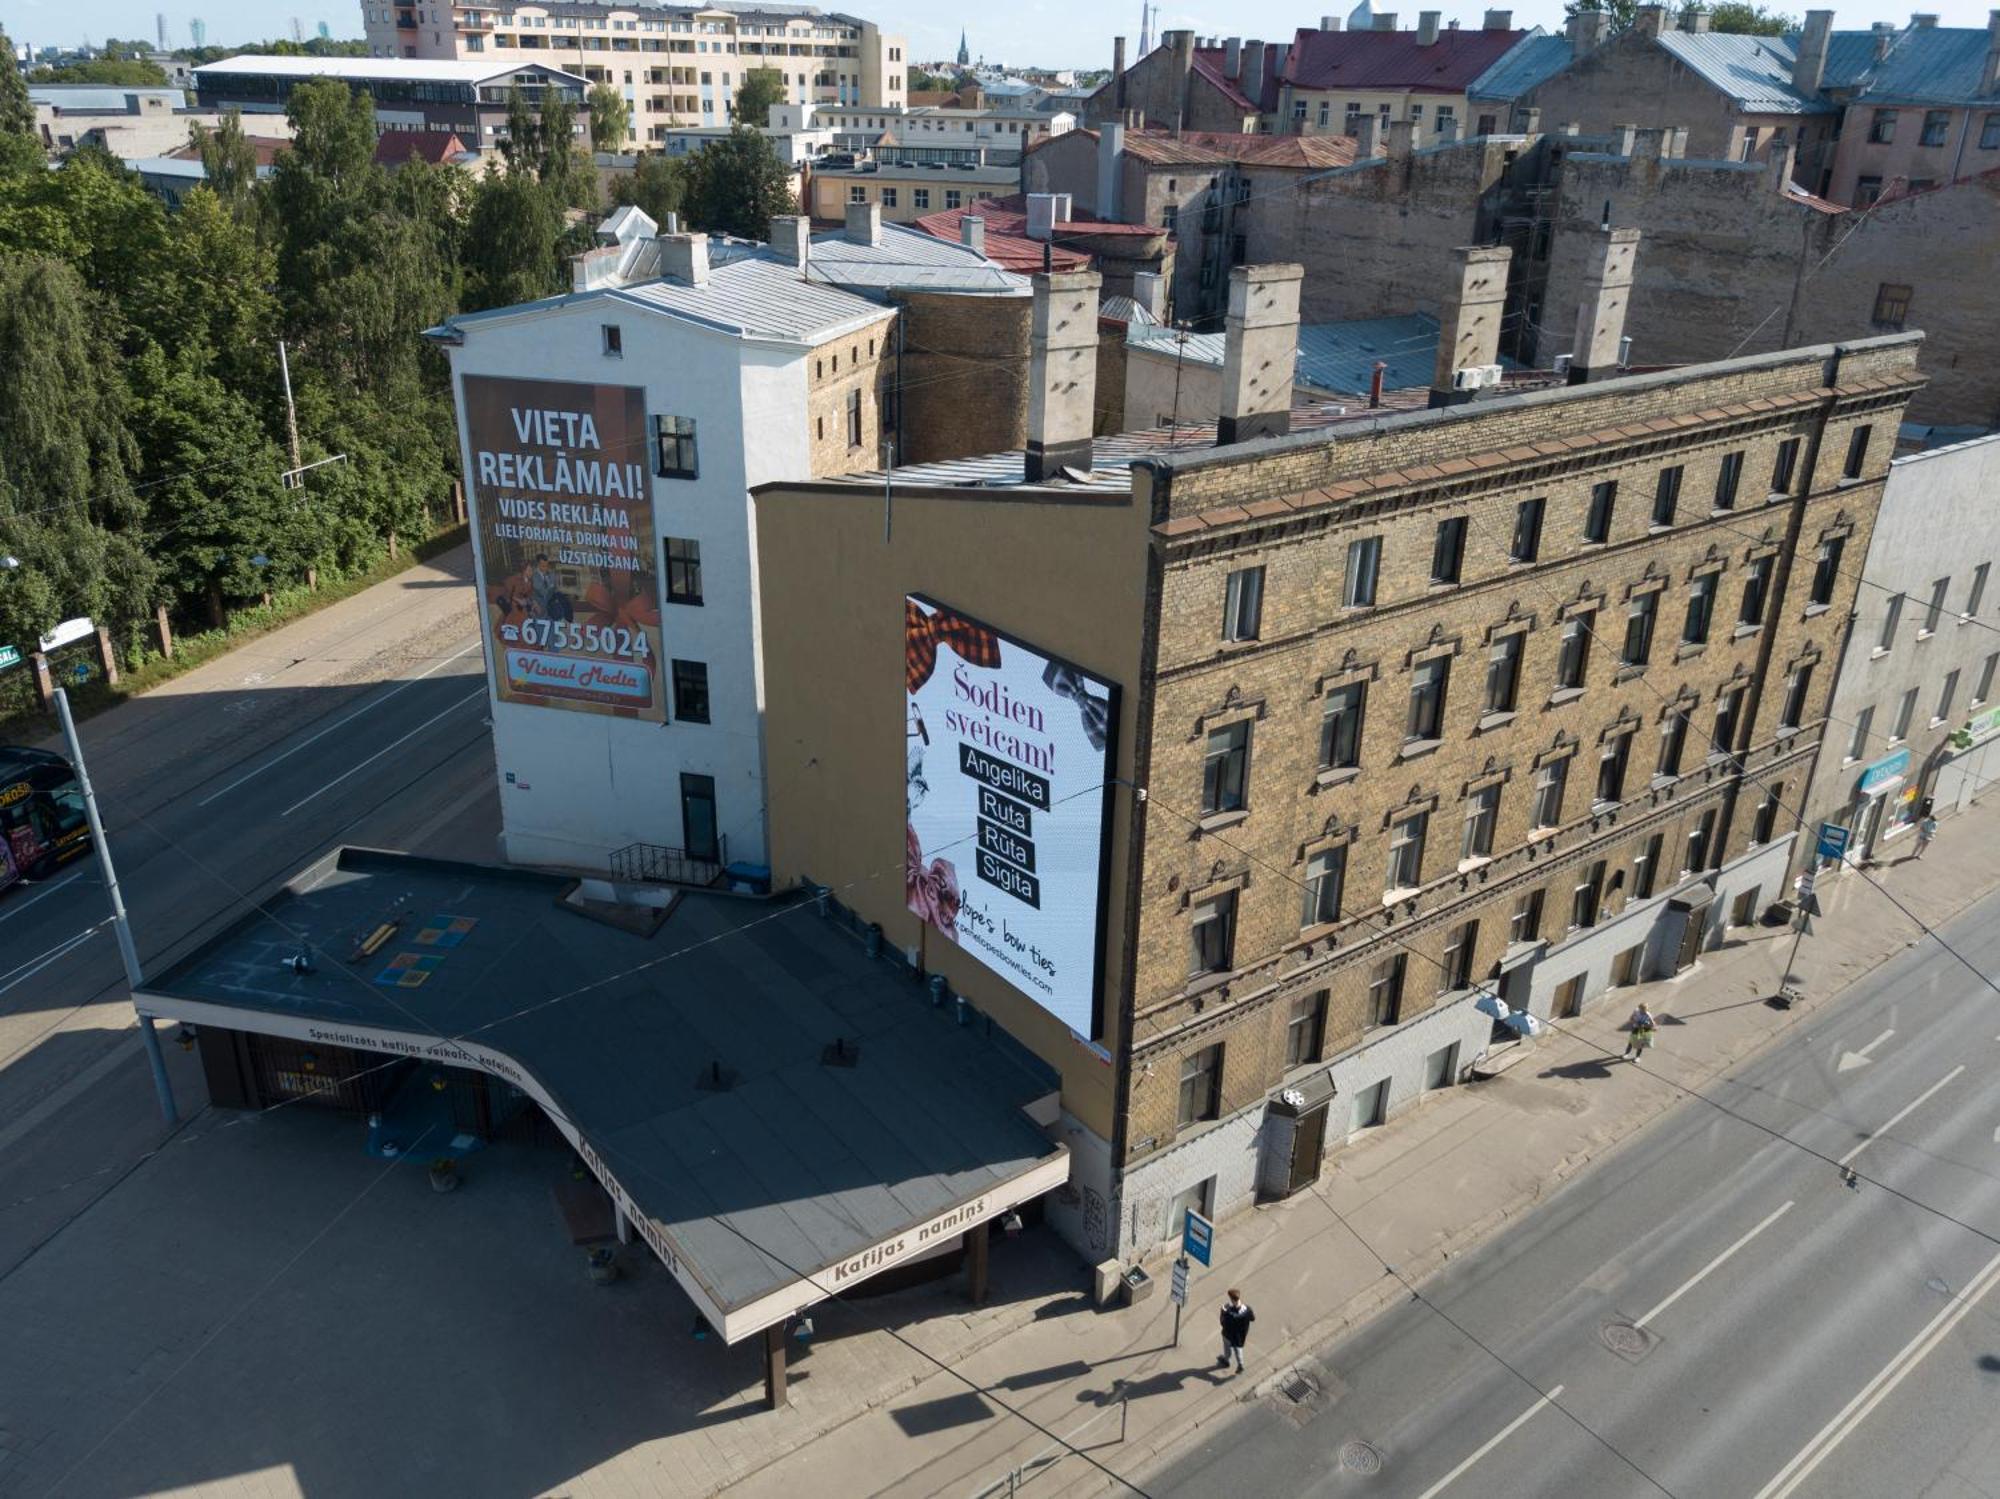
1552,352,1573,376
1451,364,1502,392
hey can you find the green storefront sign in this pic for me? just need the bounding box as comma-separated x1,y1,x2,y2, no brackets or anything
0,644,19,672
1951,706,2000,750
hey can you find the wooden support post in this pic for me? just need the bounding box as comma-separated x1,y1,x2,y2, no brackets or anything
93,626,119,687
764,1323,789,1410
964,1219,991,1306
153,605,174,660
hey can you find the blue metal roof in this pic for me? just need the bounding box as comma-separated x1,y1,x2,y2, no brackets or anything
1860,25,2000,106
1128,312,1517,401
1468,34,1573,104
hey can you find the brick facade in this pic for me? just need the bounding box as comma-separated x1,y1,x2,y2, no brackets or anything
805,315,897,477
887,289,1032,464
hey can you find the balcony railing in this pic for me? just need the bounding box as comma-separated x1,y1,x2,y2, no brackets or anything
611,840,727,889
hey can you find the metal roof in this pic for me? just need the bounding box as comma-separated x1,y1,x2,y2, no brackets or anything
1283,25,1530,95
30,85,187,111
800,222,1029,296
1859,24,2000,106
1648,29,1907,113
1467,34,1571,103
194,54,588,86
612,253,892,341
1127,313,1512,402
1099,295,1161,327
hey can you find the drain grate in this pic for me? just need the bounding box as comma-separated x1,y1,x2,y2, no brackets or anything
1282,1371,1319,1404
1339,1440,1383,1474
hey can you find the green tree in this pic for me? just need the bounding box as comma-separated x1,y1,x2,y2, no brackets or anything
1563,0,1639,30
190,108,261,207
538,86,592,209
1707,2,1796,35
684,125,793,241
0,148,170,335
610,153,687,230
462,170,561,311
131,186,280,389
733,68,786,127
27,58,169,86
500,82,543,175
0,28,35,138
587,84,630,152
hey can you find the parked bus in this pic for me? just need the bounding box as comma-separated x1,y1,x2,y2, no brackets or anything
0,747,91,895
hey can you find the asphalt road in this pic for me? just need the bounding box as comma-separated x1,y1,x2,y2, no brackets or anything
0,547,496,1274
1148,885,2000,1499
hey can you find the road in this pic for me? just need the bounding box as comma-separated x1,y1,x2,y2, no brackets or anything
1149,884,2000,1499
0,545,496,1276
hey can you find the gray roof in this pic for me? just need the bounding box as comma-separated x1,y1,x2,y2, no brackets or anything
1654,31,1837,114
29,84,185,112
194,54,588,86
1099,294,1161,327
817,161,1022,187
1468,33,1571,103
800,222,1027,297
143,850,1062,1324
1861,24,2000,106
1128,312,1509,402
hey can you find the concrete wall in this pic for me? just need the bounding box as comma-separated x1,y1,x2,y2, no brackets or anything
1123,343,1223,430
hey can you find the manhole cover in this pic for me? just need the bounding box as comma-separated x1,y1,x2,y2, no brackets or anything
1283,1372,1319,1404
1339,1440,1383,1474
1599,1320,1656,1362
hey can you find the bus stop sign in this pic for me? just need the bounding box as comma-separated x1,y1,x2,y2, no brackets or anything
1182,1209,1214,1267
1816,822,1850,861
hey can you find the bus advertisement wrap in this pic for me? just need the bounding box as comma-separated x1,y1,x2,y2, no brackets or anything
903,596,1116,1038
464,374,666,721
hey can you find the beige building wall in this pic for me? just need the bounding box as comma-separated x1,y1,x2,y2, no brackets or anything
803,315,897,477
1827,101,1997,206
810,171,1011,224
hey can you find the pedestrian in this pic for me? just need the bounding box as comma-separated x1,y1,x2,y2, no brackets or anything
1914,814,1938,858
1622,1003,1657,1063
1217,1288,1255,1374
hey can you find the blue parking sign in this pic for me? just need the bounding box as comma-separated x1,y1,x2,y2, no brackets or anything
1816,822,1851,861
1183,1208,1214,1267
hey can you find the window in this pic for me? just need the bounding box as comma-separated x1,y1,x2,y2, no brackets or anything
945,188,962,209
1686,810,1717,873
1739,555,1773,627
1571,860,1606,930
1622,593,1658,667
1978,653,2000,705
1424,1042,1460,1090
1556,613,1591,691
1319,683,1364,771
1344,536,1382,607
1632,832,1663,899
1176,1042,1223,1125
1509,888,1545,944
671,659,710,722
1894,685,1919,740
1983,112,2000,150
1923,576,1949,634
1856,175,1884,207
1652,466,1683,527
1352,1077,1390,1131
601,323,623,356
664,537,703,604
1847,705,1874,761
1201,721,1250,815
1780,665,1812,730
1868,107,1896,144
1683,575,1717,645
1612,944,1645,987
845,388,863,447
848,183,868,203
1431,516,1466,584
1439,919,1479,994
1222,566,1264,642
1657,710,1689,779
1462,785,1500,861
1387,811,1428,892
1407,658,1449,741
1302,846,1346,928
653,413,698,478
1871,282,1912,331
912,187,929,209
1584,480,1616,543
879,187,897,207
1596,735,1631,806
1189,894,1237,977
1810,537,1843,607
1485,635,1523,714
1967,563,1990,617
1366,954,1406,1027
1879,593,1905,650
1713,451,1744,510
1510,497,1545,563
1844,426,1871,480
1920,109,1950,147
1284,991,1328,1067
1771,438,1800,494
1531,758,1568,830
1936,668,1960,724
1754,782,1785,844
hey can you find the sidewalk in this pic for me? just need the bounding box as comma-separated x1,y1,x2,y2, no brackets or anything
716,804,2000,1499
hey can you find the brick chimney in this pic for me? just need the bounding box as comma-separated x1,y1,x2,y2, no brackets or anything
1167,30,1196,130
1983,9,2000,95
1794,9,1833,96
1631,4,1667,39
1374,13,1399,31
1678,5,1711,32
845,200,881,246
1225,36,1242,77
1430,245,1512,406
1872,21,1896,61
1217,263,1304,444
1113,36,1127,110
1025,271,1101,481
1097,121,1125,220
1353,114,1382,157
658,232,709,287
768,214,809,270
1567,227,1639,383
1569,9,1611,56
1418,11,1441,45
1320,15,1344,30
960,214,986,257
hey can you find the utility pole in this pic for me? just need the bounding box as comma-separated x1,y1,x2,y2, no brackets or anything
54,688,178,1125
278,339,303,475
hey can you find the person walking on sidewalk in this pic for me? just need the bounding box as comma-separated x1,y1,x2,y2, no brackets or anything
1915,814,1938,858
1218,1290,1255,1374
1622,1004,1657,1063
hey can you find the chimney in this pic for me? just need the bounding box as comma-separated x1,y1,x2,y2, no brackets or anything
844,200,881,246
1484,8,1513,27
1025,271,1102,481
1872,21,1896,62
1113,36,1127,109
1353,113,1382,157
1768,139,1798,191
1320,15,1344,30
1910,12,1938,27
1218,263,1304,444
658,232,710,287
1387,118,1420,158
1679,5,1711,32
768,214,810,269
1132,269,1165,319
1631,4,1666,39
1241,40,1267,107
1983,10,2000,95
1026,192,1071,240
1374,13,1399,31
1430,245,1512,406
1097,121,1125,220
1368,360,1387,407
1567,227,1638,383
1610,121,1638,155
1272,42,1292,89
1418,11,1441,45
1225,36,1242,78
1169,29,1196,130
960,214,987,257
1570,9,1611,56
1794,9,1833,96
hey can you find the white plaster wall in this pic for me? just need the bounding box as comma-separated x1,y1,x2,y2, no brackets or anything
1122,344,1222,431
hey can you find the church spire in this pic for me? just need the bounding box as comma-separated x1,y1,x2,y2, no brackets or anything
957,29,970,67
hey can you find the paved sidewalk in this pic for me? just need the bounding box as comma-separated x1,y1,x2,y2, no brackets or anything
719,805,2000,1499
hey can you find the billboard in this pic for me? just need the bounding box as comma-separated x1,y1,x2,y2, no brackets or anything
904,595,1117,1038
464,375,665,720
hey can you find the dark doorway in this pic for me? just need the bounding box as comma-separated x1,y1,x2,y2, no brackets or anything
1288,1104,1328,1194
680,772,719,863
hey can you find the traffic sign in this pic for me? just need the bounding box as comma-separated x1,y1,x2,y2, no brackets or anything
1183,1209,1214,1267
1816,822,1850,861
0,644,18,671
1170,1258,1189,1306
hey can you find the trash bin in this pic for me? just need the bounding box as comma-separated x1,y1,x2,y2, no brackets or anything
1122,1265,1155,1306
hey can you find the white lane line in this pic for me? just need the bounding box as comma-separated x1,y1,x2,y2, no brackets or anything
1634,1200,1795,1330
1752,1245,2000,1499
0,927,102,998
280,689,485,819
1836,1066,1965,1168
198,640,482,807
1415,1385,1565,1499
0,867,92,926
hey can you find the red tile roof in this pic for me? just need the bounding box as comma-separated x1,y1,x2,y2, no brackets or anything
1117,128,1356,169
167,134,290,167
1283,26,1527,95
372,129,472,166
910,197,1092,273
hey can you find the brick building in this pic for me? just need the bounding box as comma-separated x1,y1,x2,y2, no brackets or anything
752,249,1923,1265
1081,30,1263,136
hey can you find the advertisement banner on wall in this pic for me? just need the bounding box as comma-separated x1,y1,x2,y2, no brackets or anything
903,595,1117,1039
463,374,665,721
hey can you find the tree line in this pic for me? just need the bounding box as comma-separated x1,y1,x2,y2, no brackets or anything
0,32,794,661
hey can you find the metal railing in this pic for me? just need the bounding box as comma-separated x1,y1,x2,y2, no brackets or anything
610,839,727,889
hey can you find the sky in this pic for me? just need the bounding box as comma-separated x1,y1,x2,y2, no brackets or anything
6,0,1998,70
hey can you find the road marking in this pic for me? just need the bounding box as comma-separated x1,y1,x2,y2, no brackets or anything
1415,1385,1565,1499
1634,1200,1795,1329
1751,1245,2000,1499
1837,1028,1895,1072
0,867,92,927
1836,1066,1965,1168
198,640,482,807
0,926,102,999
279,690,485,819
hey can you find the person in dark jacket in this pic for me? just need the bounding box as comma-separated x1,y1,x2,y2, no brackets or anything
1218,1289,1255,1373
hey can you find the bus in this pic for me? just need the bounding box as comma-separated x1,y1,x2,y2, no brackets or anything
0,747,92,896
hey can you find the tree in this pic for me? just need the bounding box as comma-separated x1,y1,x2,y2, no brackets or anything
27,58,169,86
190,109,261,207
587,84,630,153
610,153,687,230
462,170,561,312
684,125,793,241
538,86,592,209
1563,0,1639,30
1707,2,1796,35
130,186,279,390
0,29,34,138
500,82,543,176
733,68,786,127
